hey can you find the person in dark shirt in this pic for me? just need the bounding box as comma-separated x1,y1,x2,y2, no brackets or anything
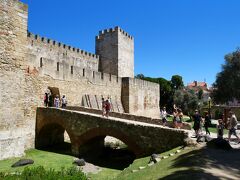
192,110,202,137
204,111,211,135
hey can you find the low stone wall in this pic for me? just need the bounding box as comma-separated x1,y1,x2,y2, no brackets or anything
66,106,192,130
205,106,240,120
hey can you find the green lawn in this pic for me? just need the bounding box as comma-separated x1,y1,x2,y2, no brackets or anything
0,149,74,173
88,147,183,180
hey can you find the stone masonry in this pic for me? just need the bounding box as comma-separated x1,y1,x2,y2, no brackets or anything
36,108,189,157
0,0,160,160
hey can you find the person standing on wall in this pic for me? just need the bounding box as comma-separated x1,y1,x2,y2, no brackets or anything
54,95,60,108
61,95,67,108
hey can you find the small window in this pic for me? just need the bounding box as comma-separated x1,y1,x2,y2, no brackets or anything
57,62,59,71
83,69,85,76
71,66,73,74
40,57,43,67
93,71,95,78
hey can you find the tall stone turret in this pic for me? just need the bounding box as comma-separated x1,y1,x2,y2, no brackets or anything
0,0,29,159
96,26,134,78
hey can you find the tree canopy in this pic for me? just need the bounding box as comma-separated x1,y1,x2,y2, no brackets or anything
171,75,184,90
212,49,240,103
173,88,198,115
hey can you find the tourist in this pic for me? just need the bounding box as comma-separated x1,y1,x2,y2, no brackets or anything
105,99,111,118
161,107,168,126
54,95,60,108
61,95,67,108
227,111,240,143
43,93,49,107
102,98,106,116
192,110,202,137
204,111,211,135
176,108,183,129
217,119,224,139
172,108,178,128
48,94,53,107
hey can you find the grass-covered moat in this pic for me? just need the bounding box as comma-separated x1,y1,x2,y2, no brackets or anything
0,146,187,180
1,144,240,179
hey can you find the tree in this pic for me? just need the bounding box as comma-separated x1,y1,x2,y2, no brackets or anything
158,78,173,110
135,74,145,79
198,89,203,100
174,88,199,115
212,49,240,103
171,75,184,90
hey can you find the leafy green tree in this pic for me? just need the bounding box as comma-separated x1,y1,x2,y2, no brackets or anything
174,88,199,115
212,49,240,103
135,74,145,79
198,89,203,100
171,75,184,90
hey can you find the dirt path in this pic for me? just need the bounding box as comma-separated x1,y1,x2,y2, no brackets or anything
187,129,240,180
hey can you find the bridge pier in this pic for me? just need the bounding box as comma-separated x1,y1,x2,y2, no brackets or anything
71,136,105,158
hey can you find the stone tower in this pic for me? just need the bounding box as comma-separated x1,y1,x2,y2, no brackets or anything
96,26,134,78
0,0,29,159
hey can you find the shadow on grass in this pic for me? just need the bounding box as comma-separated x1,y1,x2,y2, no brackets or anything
159,169,221,180
37,143,135,170
160,147,240,179
37,142,73,156
81,147,136,170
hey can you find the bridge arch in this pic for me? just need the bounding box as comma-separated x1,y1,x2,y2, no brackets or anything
73,127,143,157
35,122,74,151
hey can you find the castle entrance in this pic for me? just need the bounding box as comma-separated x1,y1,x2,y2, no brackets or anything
48,87,60,107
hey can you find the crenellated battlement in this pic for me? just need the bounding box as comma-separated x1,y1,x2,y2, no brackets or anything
96,26,133,40
122,77,159,90
27,31,99,59
38,57,121,85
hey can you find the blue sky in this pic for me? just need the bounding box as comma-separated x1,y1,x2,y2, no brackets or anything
21,0,240,86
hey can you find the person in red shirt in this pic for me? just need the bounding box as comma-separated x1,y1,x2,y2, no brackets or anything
105,99,111,118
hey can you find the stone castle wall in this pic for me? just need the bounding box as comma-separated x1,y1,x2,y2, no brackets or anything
27,32,99,75
0,0,29,160
0,0,160,160
122,78,160,118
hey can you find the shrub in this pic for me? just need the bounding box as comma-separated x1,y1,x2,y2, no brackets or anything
0,166,87,180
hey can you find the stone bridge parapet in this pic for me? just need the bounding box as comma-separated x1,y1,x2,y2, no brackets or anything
36,107,189,157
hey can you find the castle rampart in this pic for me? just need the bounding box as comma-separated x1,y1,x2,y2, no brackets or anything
27,32,99,72
0,0,160,160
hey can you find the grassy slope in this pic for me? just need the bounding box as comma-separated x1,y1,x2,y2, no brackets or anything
0,149,74,173
88,147,184,180
115,147,190,180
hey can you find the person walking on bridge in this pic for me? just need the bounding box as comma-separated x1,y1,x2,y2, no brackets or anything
105,99,111,118
102,98,106,116
54,95,60,108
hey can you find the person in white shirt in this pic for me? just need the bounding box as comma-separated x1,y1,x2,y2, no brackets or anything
161,107,168,126
61,95,67,108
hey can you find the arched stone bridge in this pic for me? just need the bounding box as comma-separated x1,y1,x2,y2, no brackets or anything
36,108,189,157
